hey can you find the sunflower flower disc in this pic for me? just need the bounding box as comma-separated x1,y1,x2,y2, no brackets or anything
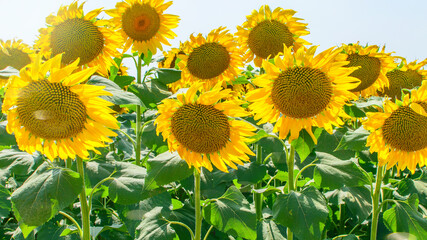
401,58,427,88
155,83,256,172
246,46,360,143
363,80,427,173
379,69,410,100
174,27,243,91
50,18,104,65
2,54,119,160
236,5,310,67
37,1,122,76
340,43,396,97
106,0,179,55
0,39,33,87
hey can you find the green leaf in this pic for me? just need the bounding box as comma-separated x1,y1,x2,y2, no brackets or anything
0,184,11,219
145,151,193,190
88,75,144,106
141,120,167,153
11,164,82,230
235,162,267,185
398,178,427,206
136,208,177,240
343,104,366,118
313,152,371,190
141,51,153,66
383,199,427,239
113,75,135,89
200,168,236,199
128,80,172,109
291,128,323,162
325,234,358,240
0,149,42,180
335,126,370,152
203,186,257,240
273,186,329,240
156,68,182,85
327,186,372,223
37,221,79,240
256,132,287,171
118,192,173,238
316,128,355,160
257,220,287,240
0,121,17,146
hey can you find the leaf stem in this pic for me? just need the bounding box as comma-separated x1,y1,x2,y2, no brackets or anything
163,218,195,240
59,211,82,238
76,157,91,240
194,168,202,240
203,225,214,240
254,144,263,222
370,165,385,240
287,145,295,240
135,54,143,166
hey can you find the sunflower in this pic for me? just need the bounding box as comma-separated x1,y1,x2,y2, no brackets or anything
339,43,396,97
0,39,34,87
2,54,119,160
404,58,427,87
106,0,179,55
174,27,244,92
158,46,185,69
246,45,360,143
235,5,310,67
155,82,256,172
363,80,427,173
36,1,122,76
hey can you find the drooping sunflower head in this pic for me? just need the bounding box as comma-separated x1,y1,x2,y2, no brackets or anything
174,27,244,91
246,45,360,143
363,80,427,173
235,5,310,67
155,82,256,172
340,43,396,97
402,58,427,88
2,54,119,160
36,1,123,76
0,39,34,87
106,0,179,55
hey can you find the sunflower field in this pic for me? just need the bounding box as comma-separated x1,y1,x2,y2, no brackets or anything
0,1,427,240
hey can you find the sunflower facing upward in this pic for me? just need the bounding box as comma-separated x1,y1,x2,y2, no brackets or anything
363,80,427,173
174,27,244,92
106,0,179,55
2,54,119,160
36,1,122,76
338,43,396,98
246,45,360,143
0,39,34,88
235,5,310,67
155,82,256,172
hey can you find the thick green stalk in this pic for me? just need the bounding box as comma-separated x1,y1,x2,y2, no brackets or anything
254,144,263,222
194,169,202,240
135,55,142,166
287,145,295,240
76,157,91,240
370,165,385,240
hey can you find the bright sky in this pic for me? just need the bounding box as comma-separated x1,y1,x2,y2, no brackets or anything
1,0,426,68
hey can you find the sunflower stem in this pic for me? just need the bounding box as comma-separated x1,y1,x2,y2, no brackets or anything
287,145,296,240
194,168,202,240
370,165,385,240
76,157,91,240
135,54,143,166
254,144,263,222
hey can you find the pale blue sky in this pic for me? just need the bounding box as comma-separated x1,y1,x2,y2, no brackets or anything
1,0,426,66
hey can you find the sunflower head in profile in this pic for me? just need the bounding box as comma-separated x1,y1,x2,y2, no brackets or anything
106,0,179,55
36,1,122,76
246,45,360,143
339,43,396,97
404,58,427,87
155,82,256,172
363,80,427,173
235,5,310,67
174,27,244,92
2,54,119,160
0,39,34,87
158,46,186,69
